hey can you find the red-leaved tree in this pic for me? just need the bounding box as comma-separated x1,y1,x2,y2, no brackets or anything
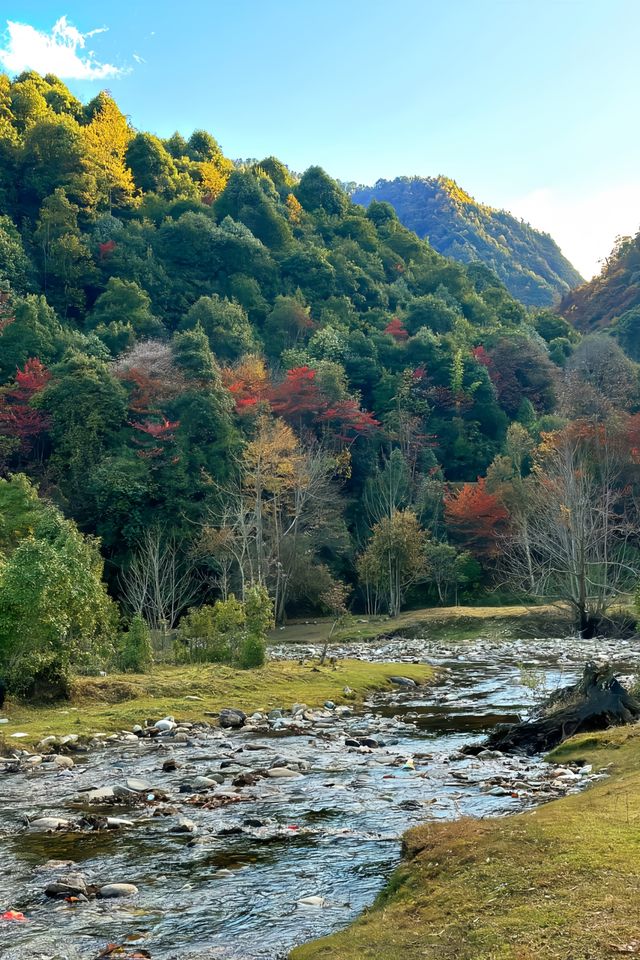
0,358,51,461
384,317,409,341
444,477,509,558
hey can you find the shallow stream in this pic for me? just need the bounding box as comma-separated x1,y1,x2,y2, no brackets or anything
0,631,637,960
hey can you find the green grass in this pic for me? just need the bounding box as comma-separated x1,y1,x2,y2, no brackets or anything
274,602,569,646
290,724,640,960
0,659,434,744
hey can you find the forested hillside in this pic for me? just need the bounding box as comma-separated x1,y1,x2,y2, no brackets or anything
352,176,583,307
1,70,639,695
560,231,640,357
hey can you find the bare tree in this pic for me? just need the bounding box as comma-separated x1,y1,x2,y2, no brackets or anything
120,528,199,630
201,417,341,622
502,422,638,635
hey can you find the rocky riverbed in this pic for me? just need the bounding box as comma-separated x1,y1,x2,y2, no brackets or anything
0,631,636,960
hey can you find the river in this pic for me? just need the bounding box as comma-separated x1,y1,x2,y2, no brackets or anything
0,630,636,960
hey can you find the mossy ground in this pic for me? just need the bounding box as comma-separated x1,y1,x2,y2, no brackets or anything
0,659,433,745
290,724,640,960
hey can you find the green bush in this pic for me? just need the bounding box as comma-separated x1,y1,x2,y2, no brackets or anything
119,614,153,673
237,584,273,669
0,475,118,700
177,596,245,663
237,631,266,669
175,585,273,669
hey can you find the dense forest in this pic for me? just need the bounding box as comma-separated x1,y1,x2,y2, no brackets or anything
560,230,640,356
352,176,583,307
1,70,639,695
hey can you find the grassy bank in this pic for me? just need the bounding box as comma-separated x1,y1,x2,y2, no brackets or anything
0,659,434,745
273,602,569,647
290,724,640,960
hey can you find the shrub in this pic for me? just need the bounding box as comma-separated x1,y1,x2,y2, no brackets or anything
177,596,245,663
119,614,153,673
237,584,273,669
237,631,266,669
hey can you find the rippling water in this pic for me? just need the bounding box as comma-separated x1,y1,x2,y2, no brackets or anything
0,632,636,960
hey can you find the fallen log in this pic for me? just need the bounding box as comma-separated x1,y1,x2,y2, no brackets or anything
484,661,640,754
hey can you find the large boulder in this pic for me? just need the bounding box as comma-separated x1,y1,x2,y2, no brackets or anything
219,708,246,729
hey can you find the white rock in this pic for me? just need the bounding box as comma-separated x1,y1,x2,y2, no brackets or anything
154,717,176,732
29,817,71,831
52,755,75,770
98,882,139,898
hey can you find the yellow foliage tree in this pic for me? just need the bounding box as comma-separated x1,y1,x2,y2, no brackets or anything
83,92,135,210
286,193,303,225
198,156,234,204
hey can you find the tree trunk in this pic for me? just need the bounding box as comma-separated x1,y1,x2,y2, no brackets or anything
483,661,640,754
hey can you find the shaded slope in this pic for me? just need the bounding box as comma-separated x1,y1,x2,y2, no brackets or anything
560,231,640,350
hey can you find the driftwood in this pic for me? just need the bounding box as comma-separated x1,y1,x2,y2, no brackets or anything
484,661,640,755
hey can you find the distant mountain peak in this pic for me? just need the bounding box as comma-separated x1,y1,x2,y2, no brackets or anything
352,175,583,307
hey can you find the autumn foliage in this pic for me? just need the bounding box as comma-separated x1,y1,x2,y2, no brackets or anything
444,477,509,557
0,358,51,455
384,317,409,341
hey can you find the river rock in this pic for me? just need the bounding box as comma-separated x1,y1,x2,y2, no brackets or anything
127,777,154,793
45,873,88,898
192,775,222,789
360,737,380,749
84,786,115,803
98,882,138,898
389,676,417,688
219,708,246,729
170,817,197,833
297,895,327,907
29,817,71,831
267,767,301,778
154,717,177,733
52,754,75,770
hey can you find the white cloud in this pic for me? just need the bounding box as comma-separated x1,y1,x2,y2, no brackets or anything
0,16,125,80
506,184,640,281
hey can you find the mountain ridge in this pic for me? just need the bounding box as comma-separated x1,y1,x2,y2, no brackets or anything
352,175,583,308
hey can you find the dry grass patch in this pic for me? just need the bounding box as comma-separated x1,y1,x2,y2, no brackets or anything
0,659,434,744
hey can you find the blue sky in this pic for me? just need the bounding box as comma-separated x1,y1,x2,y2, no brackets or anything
1,0,638,278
